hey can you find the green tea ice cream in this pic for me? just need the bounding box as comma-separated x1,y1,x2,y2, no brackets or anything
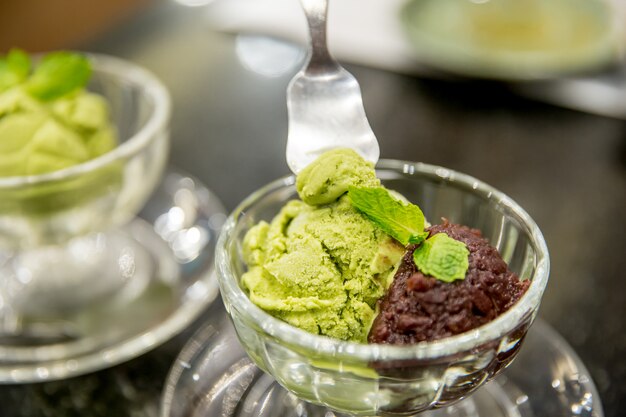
0,50,121,217
242,149,404,342
0,50,117,177
241,148,530,345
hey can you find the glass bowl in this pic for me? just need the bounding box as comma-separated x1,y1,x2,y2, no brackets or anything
0,53,185,379
216,160,550,416
0,53,170,249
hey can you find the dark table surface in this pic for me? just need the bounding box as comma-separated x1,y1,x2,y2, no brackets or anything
1,2,625,416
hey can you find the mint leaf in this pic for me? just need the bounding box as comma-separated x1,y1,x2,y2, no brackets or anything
408,232,429,245
0,49,31,93
25,51,91,101
413,233,469,282
348,186,426,245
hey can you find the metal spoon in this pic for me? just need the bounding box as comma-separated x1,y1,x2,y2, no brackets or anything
286,0,380,174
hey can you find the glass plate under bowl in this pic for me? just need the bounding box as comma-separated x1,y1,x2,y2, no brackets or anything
161,307,603,417
0,168,226,383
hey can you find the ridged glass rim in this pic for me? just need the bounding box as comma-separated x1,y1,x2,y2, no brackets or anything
216,160,550,361
0,53,171,188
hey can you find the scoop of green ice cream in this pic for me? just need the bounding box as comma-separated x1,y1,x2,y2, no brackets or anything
242,149,404,342
296,148,380,205
0,86,117,177
0,50,122,218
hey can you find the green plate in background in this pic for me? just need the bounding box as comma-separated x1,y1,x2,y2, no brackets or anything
400,0,621,81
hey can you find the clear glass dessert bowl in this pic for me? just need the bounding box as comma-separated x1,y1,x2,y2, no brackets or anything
215,160,550,416
0,53,170,249
0,54,225,382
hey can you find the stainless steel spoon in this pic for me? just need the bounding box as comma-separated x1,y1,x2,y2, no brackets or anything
286,0,380,174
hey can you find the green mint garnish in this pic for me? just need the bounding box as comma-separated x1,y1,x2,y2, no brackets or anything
348,186,428,246
413,233,469,282
0,49,31,93
349,185,470,282
25,51,91,101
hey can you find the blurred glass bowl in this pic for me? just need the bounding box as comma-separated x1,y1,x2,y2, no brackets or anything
400,0,621,81
216,160,550,416
0,53,170,249
0,54,225,383
0,53,169,317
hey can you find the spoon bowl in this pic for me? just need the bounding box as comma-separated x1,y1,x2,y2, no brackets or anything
286,0,379,174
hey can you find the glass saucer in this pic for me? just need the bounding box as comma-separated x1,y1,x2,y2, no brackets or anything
0,168,226,383
161,310,603,417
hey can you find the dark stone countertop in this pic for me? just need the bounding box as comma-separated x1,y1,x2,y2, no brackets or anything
1,2,624,416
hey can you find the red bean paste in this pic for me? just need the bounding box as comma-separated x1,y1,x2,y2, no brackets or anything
368,221,530,344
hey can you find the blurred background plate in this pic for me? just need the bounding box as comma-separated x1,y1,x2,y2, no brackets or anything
400,0,621,81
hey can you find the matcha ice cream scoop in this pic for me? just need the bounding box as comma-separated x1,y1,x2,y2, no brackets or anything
242,149,404,342
0,50,121,217
0,50,117,177
296,148,379,205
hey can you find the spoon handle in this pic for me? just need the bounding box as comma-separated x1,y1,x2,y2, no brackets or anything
299,0,337,73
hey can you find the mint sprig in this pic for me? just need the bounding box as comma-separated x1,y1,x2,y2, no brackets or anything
348,185,470,282
0,49,31,93
413,233,469,282
348,186,428,246
0,49,91,100
24,51,91,101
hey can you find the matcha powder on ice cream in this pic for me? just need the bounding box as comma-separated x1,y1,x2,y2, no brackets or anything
242,149,404,342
